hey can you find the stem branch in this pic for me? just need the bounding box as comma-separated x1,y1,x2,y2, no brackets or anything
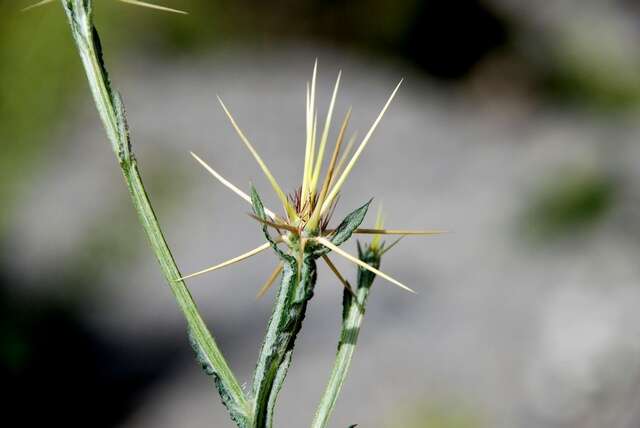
312,247,380,428
59,1,250,425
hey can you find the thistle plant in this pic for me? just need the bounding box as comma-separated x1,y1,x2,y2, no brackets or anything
28,1,443,426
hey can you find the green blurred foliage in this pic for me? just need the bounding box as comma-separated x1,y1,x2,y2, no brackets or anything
0,322,30,372
522,166,617,241
0,0,215,234
0,3,77,231
387,401,483,428
144,0,421,52
545,34,640,110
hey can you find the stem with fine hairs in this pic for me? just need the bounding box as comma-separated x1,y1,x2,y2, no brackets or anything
59,1,251,425
312,243,381,428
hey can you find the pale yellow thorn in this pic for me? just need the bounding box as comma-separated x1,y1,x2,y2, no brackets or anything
302,81,312,201
296,237,307,281
307,108,352,231
310,71,342,191
306,81,311,121
371,204,384,251
256,262,284,299
21,0,54,12
247,213,299,234
307,113,318,199
310,59,318,129
178,242,272,281
322,254,356,297
303,113,318,212
217,96,297,220
190,152,278,220
374,205,384,229
380,236,404,255
302,61,319,203
118,0,188,14
333,131,357,180
351,228,446,235
315,237,416,294
22,0,188,14
321,79,403,215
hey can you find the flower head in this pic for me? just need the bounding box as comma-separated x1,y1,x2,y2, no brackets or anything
183,63,444,296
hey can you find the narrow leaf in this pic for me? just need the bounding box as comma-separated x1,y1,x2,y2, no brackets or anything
251,186,288,260
329,199,372,247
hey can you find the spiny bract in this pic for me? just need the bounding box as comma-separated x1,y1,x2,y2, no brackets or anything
182,62,444,296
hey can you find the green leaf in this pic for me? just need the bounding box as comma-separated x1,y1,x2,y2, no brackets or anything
331,199,372,246
250,184,268,220
251,186,288,260
314,199,371,258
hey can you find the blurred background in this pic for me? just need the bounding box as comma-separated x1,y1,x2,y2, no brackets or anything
3,0,640,427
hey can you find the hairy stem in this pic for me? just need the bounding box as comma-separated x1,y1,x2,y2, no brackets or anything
249,188,318,428
311,246,380,428
249,187,372,428
59,1,250,425
252,255,316,428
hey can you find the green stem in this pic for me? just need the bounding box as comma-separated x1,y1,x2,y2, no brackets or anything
311,246,380,428
252,256,316,428
60,1,250,425
249,189,318,428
